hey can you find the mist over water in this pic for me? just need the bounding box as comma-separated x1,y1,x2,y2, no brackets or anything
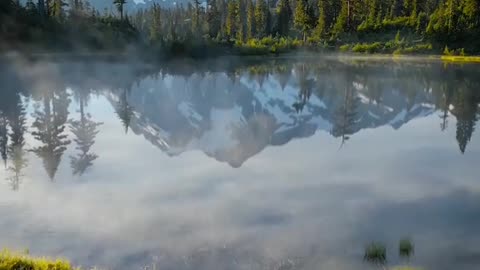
0,56,480,270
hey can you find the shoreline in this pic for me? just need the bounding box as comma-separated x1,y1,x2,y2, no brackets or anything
3,49,480,64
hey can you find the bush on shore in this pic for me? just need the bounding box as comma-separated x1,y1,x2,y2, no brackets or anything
235,37,302,55
443,46,466,56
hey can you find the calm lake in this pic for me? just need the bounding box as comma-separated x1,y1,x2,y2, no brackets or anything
0,56,479,270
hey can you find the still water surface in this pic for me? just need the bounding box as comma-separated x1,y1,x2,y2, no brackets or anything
0,56,479,270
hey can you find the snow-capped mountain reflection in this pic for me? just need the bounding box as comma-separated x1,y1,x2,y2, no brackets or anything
109,64,450,167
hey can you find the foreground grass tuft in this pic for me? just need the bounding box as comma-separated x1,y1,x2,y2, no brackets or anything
0,250,77,270
399,238,414,258
364,242,387,264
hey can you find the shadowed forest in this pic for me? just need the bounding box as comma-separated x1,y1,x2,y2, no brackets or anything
1,0,480,57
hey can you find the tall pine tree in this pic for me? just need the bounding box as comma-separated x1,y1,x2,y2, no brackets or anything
247,0,255,39
293,0,310,41
276,0,292,36
255,0,268,37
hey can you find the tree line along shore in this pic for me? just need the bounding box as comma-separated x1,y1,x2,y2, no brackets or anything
1,0,480,59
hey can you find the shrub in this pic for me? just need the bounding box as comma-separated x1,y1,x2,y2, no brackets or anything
291,39,303,47
443,45,453,56
306,36,320,44
357,21,370,32
396,43,433,54
256,36,272,46
381,17,411,30
394,31,402,44
393,48,403,55
443,46,467,56
384,40,398,50
236,37,301,55
339,44,351,52
352,42,383,53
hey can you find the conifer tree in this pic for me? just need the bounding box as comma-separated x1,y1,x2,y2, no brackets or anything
294,0,310,41
226,0,237,38
192,0,202,33
246,0,255,39
207,0,221,38
235,0,245,42
113,0,126,20
314,0,327,38
333,0,350,35
255,0,268,37
276,0,292,36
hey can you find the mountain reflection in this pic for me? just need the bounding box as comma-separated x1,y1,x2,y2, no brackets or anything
118,60,480,166
0,57,479,187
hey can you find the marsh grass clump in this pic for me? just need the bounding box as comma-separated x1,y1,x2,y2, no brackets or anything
364,242,387,265
399,238,414,259
0,249,77,270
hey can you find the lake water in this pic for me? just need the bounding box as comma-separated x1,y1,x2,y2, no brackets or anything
0,56,479,270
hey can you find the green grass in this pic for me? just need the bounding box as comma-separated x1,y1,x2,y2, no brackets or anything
0,250,77,270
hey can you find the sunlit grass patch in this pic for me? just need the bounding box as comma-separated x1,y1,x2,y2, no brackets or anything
441,55,480,63
0,249,77,270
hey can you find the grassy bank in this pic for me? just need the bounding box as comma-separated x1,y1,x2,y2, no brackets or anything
228,32,480,62
0,250,77,270
441,55,480,63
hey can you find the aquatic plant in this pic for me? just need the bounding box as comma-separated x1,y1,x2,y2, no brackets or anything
399,238,414,259
364,242,387,265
